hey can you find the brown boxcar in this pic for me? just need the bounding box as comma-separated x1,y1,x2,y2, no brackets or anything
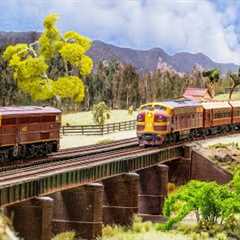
0,106,61,161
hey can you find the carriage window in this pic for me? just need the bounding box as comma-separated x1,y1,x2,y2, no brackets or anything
234,110,240,116
2,118,16,125
18,118,29,124
214,112,230,119
29,117,40,123
41,116,56,122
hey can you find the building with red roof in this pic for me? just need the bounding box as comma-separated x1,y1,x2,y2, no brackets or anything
183,87,213,101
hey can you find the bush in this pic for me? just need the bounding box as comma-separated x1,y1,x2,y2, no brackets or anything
102,225,123,237
216,232,228,240
92,101,110,125
51,231,75,240
162,170,240,235
128,106,134,116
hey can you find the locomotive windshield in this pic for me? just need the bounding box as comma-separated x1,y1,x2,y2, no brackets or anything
140,104,166,111
140,105,153,111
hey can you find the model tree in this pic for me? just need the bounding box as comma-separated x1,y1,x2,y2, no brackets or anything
92,101,110,125
228,67,240,101
3,14,93,102
202,68,220,97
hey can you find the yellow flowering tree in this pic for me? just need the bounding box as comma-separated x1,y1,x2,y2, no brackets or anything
3,14,93,102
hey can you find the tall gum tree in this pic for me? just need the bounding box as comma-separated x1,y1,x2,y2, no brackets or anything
3,14,93,103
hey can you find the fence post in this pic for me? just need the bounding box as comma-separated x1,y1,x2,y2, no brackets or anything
101,125,104,135
62,126,65,135
81,126,84,135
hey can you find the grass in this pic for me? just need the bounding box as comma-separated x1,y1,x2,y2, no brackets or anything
207,141,240,173
99,216,222,240
209,142,240,150
62,110,137,126
214,92,240,101
52,232,75,240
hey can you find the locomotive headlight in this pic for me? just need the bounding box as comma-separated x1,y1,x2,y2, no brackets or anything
154,113,167,122
137,112,145,122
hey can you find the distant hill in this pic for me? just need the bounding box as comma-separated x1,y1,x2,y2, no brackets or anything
88,40,238,73
0,32,237,73
0,31,40,47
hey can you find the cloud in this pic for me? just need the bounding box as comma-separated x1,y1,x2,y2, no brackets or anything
0,0,240,64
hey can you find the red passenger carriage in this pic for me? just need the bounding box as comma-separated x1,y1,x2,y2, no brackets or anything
0,106,61,161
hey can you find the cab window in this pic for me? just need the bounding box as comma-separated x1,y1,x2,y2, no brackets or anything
140,105,153,111
154,105,166,111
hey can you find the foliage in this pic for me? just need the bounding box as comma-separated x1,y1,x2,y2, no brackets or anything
0,213,18,240
3,14,93,103
215,232,228,240
228,67,240,101
51,231,75,240
162,170,240,237
92,101,111,125
202,68,220,97
128,106,134,115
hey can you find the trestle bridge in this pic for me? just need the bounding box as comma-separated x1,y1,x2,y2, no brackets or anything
0,137,233,240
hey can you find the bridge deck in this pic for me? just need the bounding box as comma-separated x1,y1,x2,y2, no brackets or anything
0,145,184,206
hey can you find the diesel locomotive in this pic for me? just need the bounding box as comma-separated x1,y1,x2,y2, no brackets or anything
0,106,61,161
136,99,240,146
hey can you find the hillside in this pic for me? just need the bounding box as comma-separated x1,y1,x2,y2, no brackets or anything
88,40,238,73
0,32,237,73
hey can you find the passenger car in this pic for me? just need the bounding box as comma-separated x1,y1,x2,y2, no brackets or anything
0,106,61,161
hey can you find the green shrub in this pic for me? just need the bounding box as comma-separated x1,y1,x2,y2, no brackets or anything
102,225,122,237
92,101,111,125
215,232,228,240
128,106,134,116
191,232,201,240
176,223,198,235
163,171,240,231
51,231,75,240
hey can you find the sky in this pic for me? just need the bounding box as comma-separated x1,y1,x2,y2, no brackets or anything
1,0,240,64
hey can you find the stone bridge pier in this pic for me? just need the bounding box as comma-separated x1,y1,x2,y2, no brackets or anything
137,164,169,221
50,183,103,240
4,197,54,240
102,173,139,225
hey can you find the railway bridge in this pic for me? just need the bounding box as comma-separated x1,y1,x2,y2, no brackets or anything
0,141,232,240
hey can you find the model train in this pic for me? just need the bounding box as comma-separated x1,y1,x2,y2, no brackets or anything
0,106,61,162
136,99,240,146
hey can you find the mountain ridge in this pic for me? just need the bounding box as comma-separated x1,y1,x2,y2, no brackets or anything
0,32,237,73
88,40,238,73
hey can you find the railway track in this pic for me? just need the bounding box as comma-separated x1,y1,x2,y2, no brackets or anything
0,137,138,172
1,130,240,188
1,127,240,173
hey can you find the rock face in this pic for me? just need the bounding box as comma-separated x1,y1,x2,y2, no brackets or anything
0,32,237,73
